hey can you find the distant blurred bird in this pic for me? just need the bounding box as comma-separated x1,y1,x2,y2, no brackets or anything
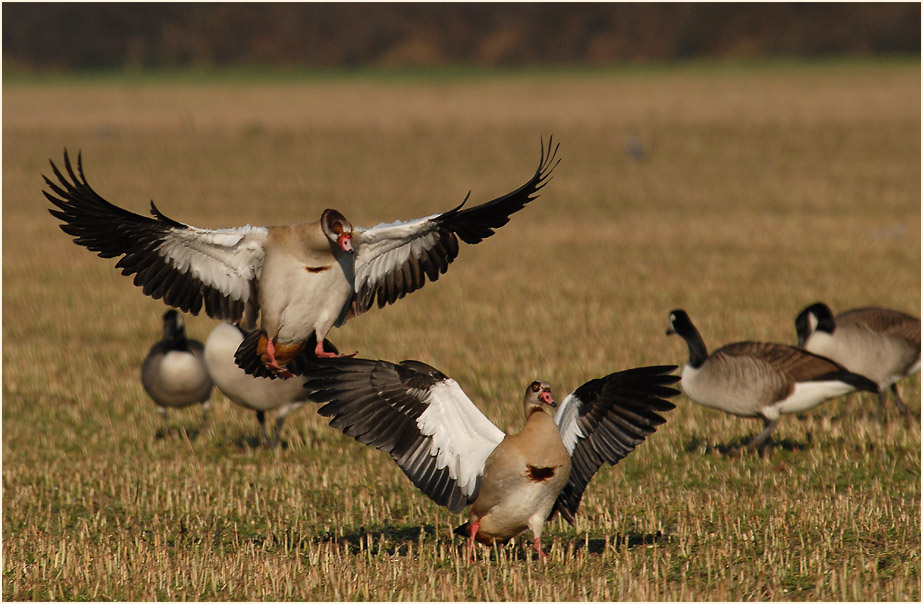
204,322,329,447
667,309,879,452
625,133,646,162
141,310,213,429
795,303,920,420
45,138,559,377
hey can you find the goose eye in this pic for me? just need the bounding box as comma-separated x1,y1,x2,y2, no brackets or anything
331,221,343,234
530,382,541,392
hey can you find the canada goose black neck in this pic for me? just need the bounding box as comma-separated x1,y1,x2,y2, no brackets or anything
162,310,189,351
795,302,836,346
667,309,709,369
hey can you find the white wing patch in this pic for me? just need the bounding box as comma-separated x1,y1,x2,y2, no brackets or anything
554,392,586,456
156,224,268,302
415,379,505,498
352,214,442,292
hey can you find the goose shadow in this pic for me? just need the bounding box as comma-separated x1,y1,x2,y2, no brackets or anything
315,524,669,559
684,434,813,457
154,426,204,441
229,434,292,450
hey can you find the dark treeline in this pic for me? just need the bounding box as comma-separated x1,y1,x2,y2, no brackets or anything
3,3,919,71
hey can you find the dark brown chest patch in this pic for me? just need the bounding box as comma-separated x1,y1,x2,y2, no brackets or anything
526,465,557,482
305,265,331,273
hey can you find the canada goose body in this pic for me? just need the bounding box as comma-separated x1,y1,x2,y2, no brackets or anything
667,309,878,449
795,303,920,416
297,358,678,559
204,322,317,446
141,310,213,424
45,139,559,376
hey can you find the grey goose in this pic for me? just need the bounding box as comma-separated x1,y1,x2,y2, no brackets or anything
295,356,678,560
795,302,920,419
203,322,329,447
45,138,559,377
141,310,214,428
667,309,879,451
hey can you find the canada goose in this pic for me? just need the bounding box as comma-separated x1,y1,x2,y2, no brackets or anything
795,302,921,419
203,322,330,447
666,309,878,451
296,357,678,560
141,310,213,428
45,138,559,376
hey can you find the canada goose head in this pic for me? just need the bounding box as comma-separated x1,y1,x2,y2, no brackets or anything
321,209,354,254
523,380,556,417
794,302,836,346
162,309,187,349
666,309,709,369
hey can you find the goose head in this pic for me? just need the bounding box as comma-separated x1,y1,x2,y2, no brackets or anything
321,209,354,254
794,302,835,346
162,309,187,348
666,309,709,369
523,380,556,417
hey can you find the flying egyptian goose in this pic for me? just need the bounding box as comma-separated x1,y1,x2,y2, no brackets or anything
203,322,331,447
141,310,214,428
294,356,678,560
795,303,921,419
666,309,879,451
45,138,559,376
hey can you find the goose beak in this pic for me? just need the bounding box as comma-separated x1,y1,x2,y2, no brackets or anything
338,233,354,254
540,390,556,407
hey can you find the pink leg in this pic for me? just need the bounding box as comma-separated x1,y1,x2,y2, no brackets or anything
533,537,546,559
265,340,294,378
314,338,357,359
468,520,480,563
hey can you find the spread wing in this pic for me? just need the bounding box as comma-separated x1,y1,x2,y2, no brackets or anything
298,357,506,513
45,150,267,323
552,365,679,524
349,136,560,314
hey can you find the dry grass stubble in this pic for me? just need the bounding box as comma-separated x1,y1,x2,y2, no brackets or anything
3,63,920,600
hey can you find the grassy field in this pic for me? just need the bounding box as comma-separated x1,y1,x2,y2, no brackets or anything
3,61,920,600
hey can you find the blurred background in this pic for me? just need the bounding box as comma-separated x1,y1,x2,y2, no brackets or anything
3,3,919,71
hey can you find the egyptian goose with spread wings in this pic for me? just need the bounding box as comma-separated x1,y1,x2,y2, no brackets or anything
45,138,559,376
667,309,879,451
293,356,678,560
795,302,920,419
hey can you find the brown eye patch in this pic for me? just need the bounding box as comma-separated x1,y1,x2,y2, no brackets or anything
530,381,541,392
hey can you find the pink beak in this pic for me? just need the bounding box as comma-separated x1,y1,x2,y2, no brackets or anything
338,233,354,254
540,391,556,407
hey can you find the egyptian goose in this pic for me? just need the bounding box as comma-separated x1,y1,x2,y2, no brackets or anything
141,310,213,428
795,303,920,419
294,356,678,560
666,309,879,451
203,322,331,447
45,138,559,376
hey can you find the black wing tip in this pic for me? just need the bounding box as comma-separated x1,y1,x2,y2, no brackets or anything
834,371,879,394
453,522,469,538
